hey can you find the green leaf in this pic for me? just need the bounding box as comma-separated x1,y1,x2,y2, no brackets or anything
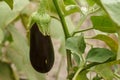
92,34,118,53
91,60,120,80
3,29,13,43
91,16,118,33
46,0,58,19
76,70,88,80
0,0,29,28
100,0,120,26
62,0,81,16
4,0,13,9
93,0,102,6
66,34,86,54
50,17,75,55
92,64,114,80
65,5,81,16
73,53,80,66
64,0,76,5
0,62,14,80
0,28,4,44
87,0,95,6
93,75,102,80
86,48,115,63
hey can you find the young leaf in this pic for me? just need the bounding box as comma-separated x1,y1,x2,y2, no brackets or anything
63,0,81,16
65,5,81,16
92,34,118,53
86,48,115,63
66,34,86,54
91,16,118,33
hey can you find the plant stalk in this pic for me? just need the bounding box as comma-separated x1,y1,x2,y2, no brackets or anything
52,0,72,75
72,27,93,36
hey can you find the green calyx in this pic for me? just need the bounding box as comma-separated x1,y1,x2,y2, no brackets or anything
28,11,51,36
28,0,51,35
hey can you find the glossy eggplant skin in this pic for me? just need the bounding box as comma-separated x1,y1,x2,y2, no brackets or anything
30,24,54,73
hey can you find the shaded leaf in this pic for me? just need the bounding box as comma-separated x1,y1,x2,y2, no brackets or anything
0,28,4,44
4,0,13,9
0,46,2,57
92,34,118,53
91,16,118,33
66,34,86,54
46,0,58,19
0,62,14,80
64,0,76,5
73,53,80,66
76,70,88,80
3,29,13,43
86,48,115,63
93,0,102,6
93,75,102,80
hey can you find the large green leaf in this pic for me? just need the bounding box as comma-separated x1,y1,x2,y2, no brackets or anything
6,25,45,80
91,60,120,80
66,34,86,54
92,64,114,80
0,0,29,28
100,0,120,26
86,48,115,63
91,16,118,33
0,62,14,80
92,34,118,53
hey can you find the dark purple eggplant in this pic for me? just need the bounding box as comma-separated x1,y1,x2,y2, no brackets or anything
30,23,54,73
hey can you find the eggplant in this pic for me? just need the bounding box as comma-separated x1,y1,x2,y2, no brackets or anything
30,23,54,73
